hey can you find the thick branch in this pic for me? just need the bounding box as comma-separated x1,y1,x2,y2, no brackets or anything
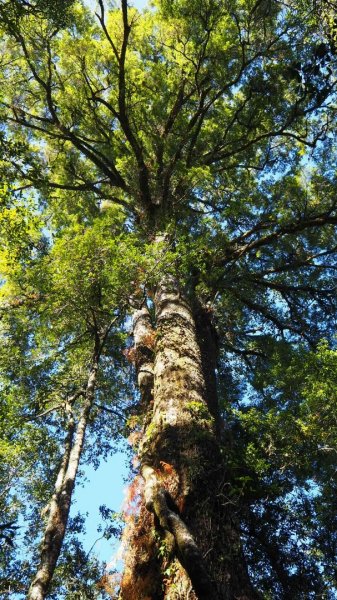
223,211,337,265
117,0,152,208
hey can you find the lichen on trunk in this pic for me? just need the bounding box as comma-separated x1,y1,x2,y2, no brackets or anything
121,275,257,599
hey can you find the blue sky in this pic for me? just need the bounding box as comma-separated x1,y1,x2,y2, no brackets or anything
72,445,128,564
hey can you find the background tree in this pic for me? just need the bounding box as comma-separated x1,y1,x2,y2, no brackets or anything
0,0,337,598
0,189,134,597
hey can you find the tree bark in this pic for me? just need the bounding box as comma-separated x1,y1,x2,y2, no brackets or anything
121,276,257,600
133,305,154,408
120,304,162,599
27,353,99,600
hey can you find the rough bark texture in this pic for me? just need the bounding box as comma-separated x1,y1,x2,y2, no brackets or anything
193,300,221,430
120,277,257,600
133,305,154,407
120,306,161,600
27,357,99,600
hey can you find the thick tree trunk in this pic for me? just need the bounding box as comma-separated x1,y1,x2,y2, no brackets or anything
27,355,99,600
121,276,257,600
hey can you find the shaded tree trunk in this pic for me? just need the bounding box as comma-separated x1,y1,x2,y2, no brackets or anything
27,351,99,600
121,276,257,599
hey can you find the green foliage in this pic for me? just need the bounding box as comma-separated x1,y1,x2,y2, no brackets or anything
0,0,77,28
0,185,136,597
225,339,337,596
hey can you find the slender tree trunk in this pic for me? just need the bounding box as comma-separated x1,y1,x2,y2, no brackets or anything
121,276,257,599
27,353,99,600
121,304,160,598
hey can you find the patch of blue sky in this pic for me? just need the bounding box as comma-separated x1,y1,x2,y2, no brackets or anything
72,443,130,564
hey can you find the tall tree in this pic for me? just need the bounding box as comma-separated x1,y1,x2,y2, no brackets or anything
0,194,132,596
1,0,337,598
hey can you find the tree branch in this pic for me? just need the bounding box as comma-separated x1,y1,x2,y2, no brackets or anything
116,0,152,208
